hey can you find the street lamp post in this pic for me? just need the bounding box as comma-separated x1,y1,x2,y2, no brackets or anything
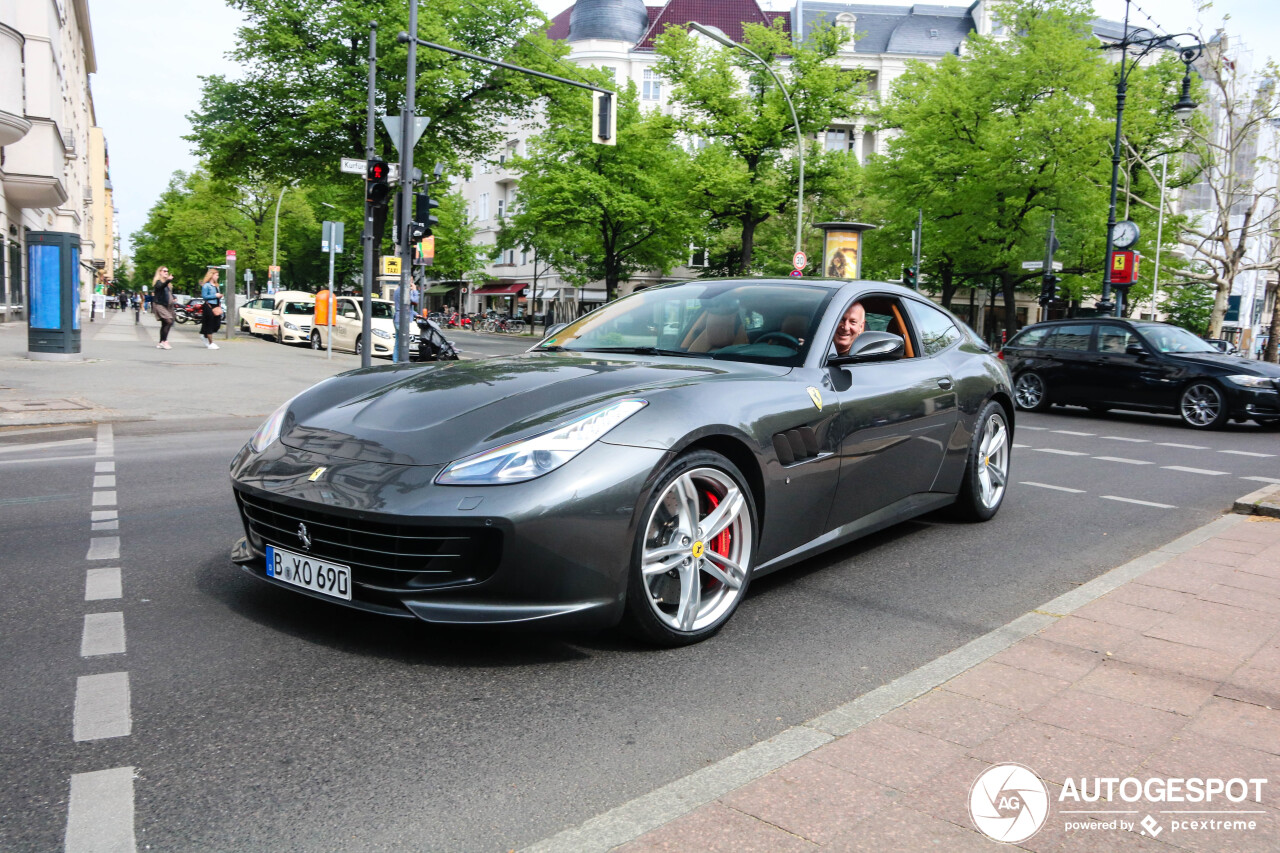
272,178,299,291
689,22,805,257
1098,0,1202,317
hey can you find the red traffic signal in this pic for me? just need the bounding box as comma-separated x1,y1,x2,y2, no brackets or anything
366,158,391,205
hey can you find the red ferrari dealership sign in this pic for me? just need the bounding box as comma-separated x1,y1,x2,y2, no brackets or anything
1111,251,1139,285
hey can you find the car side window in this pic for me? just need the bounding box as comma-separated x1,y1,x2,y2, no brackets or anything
340,301,358,319
904,299,961,356
1045,324,1093,351
262,298,275,310
1008,327,1050,348
1094,324,1138,354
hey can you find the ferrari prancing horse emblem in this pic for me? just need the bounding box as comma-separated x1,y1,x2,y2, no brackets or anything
308,466,327,481
806,387,823,411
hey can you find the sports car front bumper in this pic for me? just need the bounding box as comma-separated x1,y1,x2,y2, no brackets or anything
230,439,668,629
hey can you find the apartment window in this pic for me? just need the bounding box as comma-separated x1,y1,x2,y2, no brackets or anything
478,193,490,221
507,250,516,265
497,198,505,220
521,250,528,266
689,245,708,267
643,69,662,101
826,129,848,152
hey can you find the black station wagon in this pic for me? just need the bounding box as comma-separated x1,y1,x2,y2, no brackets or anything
1003,318,1280,430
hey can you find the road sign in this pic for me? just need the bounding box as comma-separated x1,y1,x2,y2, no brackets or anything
340,157,365,174
226,249,236,259
1021,260,1063,271
321,221,345,254
381,256,402,275
792,251,807,270
382,114,430,154
789,270,803,277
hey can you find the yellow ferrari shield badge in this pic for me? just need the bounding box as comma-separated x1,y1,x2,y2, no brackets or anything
691,541,705,559
308,466,327,482
806,386,823,411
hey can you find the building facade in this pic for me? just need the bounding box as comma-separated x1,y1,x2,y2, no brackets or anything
0,0,111,324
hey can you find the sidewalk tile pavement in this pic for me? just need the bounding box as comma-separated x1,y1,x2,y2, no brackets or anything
615,517,1280,851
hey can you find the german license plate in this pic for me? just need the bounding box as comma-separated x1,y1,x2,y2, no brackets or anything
265,544,352,601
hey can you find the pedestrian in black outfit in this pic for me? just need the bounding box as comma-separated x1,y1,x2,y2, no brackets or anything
152,266,176,349
199,269,223,349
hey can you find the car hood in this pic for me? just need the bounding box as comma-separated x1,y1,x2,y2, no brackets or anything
279,353,727,465
1167,352,1280,376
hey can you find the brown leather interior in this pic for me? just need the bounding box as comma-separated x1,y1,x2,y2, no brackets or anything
853,297,916,358
683,311,749,352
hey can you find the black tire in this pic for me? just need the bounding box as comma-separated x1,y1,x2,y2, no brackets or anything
355,335,363,357
1179,381,1229,430
311,331,322,350
951,400,1011,522
240,320,250,333
621,450,756,647
1014,372,1051,412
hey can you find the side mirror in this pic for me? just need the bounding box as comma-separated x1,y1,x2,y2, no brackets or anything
828,330,906,365
1125,343,1147,356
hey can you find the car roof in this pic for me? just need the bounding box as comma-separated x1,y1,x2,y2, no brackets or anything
653,277,925,298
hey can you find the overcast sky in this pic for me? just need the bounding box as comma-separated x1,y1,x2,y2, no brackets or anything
91,0,1275,254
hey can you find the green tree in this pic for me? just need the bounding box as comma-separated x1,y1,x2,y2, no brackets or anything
1161,282,1214,334
498,79,696,300
426,190,487,281
653,19,866,274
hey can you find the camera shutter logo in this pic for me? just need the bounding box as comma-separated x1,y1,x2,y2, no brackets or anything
969,763,1050,843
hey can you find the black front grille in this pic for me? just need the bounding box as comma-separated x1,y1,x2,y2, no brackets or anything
236,490,501,601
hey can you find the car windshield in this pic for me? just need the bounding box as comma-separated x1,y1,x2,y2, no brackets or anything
1133,323,1218,354
369,302,395,320
542,281,835,367
281,302,312,315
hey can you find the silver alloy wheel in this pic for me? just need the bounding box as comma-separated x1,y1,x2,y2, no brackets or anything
976,411,1010,509
640,466,752,633
1014,373,1044,409
1181,383,1223,428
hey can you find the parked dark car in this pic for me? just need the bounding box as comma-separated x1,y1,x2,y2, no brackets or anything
229,279,1014,646
1003,318,1280,430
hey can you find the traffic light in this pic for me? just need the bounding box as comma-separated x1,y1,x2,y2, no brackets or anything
366,158,391,205
902,266,917,288
592,91,616,146
1039,274,1058,306
406,192,439,243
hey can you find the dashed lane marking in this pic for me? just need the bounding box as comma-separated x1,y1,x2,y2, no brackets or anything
1051,430,1095,436
91,510,117,521
1019,426,1048,430
92,491,117,507
86,568,122,601
92,520,119,532
1243,476,1280,485
81,612,126,657
86,537,121,561
95,460,115,473
93,475,117,489
1102,436,1149,442
0,437,95,454
95,425,113,457
1093,456,1153,465
1101,495,1176,509
1020,482,1086,493
1162,466,1229,476
1012,443,1031,448
1219,450,1275,458
64,767,136,853
0,454,96,467
1035,448,1088,456
1158,442,1207,450
73,672,131,741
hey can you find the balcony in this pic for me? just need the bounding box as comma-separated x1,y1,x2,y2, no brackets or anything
2,118,69,208
0,23,29,146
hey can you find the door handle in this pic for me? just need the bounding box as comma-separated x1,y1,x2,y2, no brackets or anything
937,378,954,390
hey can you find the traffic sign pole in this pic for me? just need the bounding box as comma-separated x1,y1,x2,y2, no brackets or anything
362,20,376,369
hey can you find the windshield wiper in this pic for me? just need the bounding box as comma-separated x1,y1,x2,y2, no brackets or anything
577,346,710,358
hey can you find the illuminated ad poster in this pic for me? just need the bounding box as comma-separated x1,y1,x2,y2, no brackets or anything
824,230,861,279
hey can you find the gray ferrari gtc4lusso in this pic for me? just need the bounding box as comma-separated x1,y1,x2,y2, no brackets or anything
230,279,1015,645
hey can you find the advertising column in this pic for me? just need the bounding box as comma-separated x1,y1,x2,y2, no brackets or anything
26,231,82,360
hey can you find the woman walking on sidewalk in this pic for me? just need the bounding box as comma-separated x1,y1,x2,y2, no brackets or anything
199,269,223,350
151,266,176,349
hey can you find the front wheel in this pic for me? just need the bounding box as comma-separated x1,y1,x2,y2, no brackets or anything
1014,372,1051,412
622,451,756,646
355,335,363,356
1179,382,1228,430
951,401,1011,522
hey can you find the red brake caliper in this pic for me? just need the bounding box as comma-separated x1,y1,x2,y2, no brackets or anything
703,491,732,589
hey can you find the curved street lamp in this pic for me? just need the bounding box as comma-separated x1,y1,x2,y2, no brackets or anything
688,22,805,258
271,178,301,290
1098,0,1203,317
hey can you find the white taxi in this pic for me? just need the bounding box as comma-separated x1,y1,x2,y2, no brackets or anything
310,296,419,358
272,292,318,345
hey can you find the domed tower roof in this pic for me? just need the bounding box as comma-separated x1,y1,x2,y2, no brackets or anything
568,0,651,43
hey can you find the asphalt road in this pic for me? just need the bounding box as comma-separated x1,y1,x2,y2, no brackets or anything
1,406,1277,851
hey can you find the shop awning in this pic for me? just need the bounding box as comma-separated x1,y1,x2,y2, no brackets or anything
473,283,527,296
532,289,559,300
425,283,456,295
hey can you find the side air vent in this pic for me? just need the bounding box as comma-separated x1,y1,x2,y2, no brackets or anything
772,426,820,466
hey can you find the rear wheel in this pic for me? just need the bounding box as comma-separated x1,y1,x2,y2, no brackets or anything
1179,382,1228,430
622,451,756,646
952,401,1011,522
311,331,322,350
1014,372,1051,412
355,335,363,356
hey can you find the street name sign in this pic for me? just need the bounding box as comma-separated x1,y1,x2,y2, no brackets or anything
340,157,365,175
1021,261,1063,271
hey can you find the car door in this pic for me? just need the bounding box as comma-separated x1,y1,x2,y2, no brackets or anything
1088,323,1155,408
825,295,960,533
336,299,360,351
1038,323,1095,403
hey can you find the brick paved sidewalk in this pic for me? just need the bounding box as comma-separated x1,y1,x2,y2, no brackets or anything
613,515,1280,853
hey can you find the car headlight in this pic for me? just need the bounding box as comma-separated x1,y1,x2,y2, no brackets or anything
1225,374,1275,389
248,399,291,453
436,399,648,485
283,321,299,331
372,328,393,339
